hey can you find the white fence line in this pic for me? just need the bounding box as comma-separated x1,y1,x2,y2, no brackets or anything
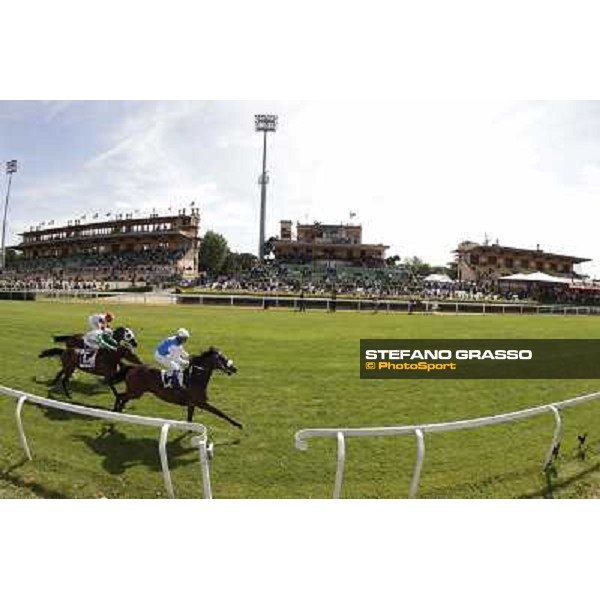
294,389,600,499
2,287,600,315
0,385,213,499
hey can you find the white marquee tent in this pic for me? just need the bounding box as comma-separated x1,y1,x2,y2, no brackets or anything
424,273,454,283
498,271,572,284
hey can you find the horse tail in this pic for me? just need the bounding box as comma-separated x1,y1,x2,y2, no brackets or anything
112,364,133,384
39,348,64,359
53,334,72,343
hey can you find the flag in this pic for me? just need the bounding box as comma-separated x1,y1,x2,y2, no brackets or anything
81,214,86,220
349,211,357,219
105,212,111,217
93,213,99,219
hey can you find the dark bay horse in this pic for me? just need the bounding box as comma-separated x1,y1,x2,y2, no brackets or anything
53,327,138,349
113,348,242,429
39,336,142,399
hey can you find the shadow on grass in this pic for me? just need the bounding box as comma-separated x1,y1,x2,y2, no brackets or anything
0,459,68,499
34,399,113,422
72,424,199,476
522,461,600,499
33,375,110,398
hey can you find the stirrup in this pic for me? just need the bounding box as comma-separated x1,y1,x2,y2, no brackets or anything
161,371,172,388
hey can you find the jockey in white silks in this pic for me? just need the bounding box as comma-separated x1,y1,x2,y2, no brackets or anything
88,311,114,333
154,328,191,389
82,311,118,366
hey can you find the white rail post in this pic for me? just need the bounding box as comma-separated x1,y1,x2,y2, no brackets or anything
158,423,175,498
409,428,425,499
15,395,32,460
197,438,213,499
333,432,346,499
543,405,563,470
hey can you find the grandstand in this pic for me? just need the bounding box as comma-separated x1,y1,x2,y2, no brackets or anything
456,240,590,282
273,220,389,267
4,209,200,286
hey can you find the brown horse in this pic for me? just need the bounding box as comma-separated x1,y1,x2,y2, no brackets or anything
113,348,242,429
53,327,138,349
39,342,142,400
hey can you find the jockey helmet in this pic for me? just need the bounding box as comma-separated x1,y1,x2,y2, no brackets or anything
176,328,190,339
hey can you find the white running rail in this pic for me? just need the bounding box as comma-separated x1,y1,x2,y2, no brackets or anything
0,385,213,499
295,390,600,499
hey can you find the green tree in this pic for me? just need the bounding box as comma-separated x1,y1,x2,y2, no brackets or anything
223,252,258,276
403,256,432,278
445,260,458,280
4,249,22,265
198,231,230,275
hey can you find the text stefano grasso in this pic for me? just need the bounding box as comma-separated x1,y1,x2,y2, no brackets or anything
364,349,533,361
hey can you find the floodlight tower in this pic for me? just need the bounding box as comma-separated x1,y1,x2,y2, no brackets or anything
255,114,278,262
1,160,18,271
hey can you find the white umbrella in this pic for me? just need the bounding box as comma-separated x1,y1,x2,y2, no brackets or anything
499,271,571,284
424,273,453,283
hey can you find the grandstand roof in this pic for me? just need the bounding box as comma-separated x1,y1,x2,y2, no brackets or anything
455,241,590,263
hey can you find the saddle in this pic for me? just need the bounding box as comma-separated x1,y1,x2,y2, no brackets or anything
79,349,97,369
161,370,185,389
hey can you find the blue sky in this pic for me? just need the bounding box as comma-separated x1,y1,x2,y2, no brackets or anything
2,100,600,276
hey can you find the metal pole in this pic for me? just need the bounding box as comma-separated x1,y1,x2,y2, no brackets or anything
258,130,268,262
543,405,563,471
409,428,425,498
198,439,213,499
159,423,175,499
16,395,32,460
1,171,14,270
333,432,346,499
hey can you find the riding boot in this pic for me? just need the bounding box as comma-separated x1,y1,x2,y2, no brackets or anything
171,372,182,390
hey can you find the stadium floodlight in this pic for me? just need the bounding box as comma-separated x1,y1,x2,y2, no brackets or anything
1,160,19,270
255,114,278,261
255,114,278,132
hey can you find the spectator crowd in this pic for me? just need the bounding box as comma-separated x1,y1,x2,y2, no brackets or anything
3,254,600,306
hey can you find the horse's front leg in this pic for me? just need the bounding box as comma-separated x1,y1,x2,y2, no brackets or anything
113,392,126,413
108,380,119,400
186,401,195,423
51,368,64,386
62,367,74,399
198,400,243,430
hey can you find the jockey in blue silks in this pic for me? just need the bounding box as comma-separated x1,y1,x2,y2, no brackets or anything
154,328,191,389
